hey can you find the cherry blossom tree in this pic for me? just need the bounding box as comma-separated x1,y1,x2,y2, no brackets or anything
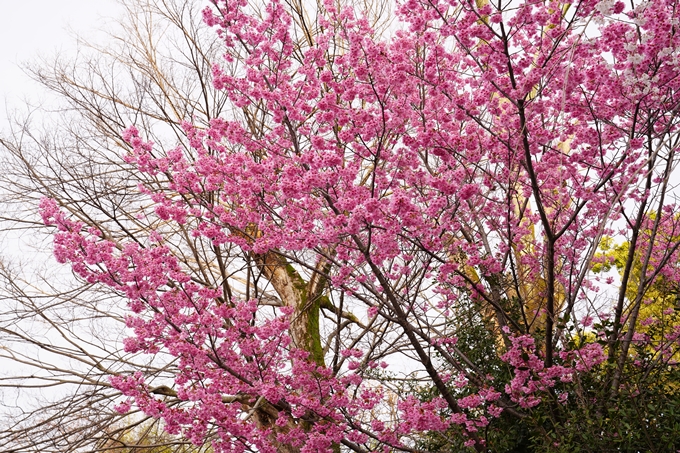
5,0,680,451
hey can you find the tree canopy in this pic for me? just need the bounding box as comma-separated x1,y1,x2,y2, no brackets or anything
2,0,680,451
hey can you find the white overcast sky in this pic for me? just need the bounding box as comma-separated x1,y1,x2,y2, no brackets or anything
0,0,124,262
0,0,123,132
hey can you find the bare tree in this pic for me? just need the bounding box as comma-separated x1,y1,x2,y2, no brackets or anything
0,1,228,450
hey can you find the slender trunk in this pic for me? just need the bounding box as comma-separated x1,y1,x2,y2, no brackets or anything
544,239,556,368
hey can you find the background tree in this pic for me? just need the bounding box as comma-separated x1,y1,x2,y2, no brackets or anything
3,0,680,452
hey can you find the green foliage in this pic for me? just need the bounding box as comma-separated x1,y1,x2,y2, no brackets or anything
531,362,680,453
416,303,680,453
595,235,680,354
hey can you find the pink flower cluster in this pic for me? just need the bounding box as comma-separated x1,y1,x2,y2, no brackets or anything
502,334,605,408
